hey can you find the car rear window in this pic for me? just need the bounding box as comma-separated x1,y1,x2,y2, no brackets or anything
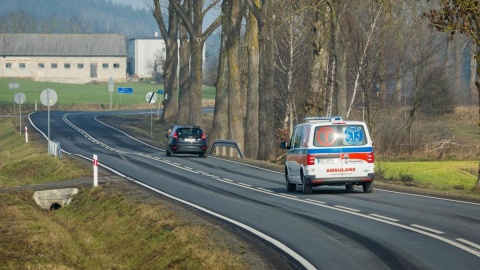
313,125,367,147
176,128,203,138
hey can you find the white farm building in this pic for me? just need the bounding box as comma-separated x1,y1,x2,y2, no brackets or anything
127,37,166,80
0,33,127,84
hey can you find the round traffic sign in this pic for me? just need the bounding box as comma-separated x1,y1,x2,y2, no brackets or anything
40,88,58,106
146,92,157,103
14,92,26,105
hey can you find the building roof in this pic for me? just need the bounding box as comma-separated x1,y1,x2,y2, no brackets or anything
0,33,126,57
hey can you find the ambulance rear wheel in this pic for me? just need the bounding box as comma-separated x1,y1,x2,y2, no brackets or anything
301,173,312,194
363,181,373,193
285,170,296,192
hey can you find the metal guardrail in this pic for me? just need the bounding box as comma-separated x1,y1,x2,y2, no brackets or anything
209,140,243,159
48,140,63,159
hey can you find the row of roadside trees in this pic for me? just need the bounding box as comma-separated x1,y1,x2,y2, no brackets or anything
150,0,479,162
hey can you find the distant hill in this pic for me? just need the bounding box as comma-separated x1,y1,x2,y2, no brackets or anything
0,0,159,40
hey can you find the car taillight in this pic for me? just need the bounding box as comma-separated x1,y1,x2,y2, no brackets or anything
173,132,178,139
367,152,374,163
201,133,205,139
307,154,315,165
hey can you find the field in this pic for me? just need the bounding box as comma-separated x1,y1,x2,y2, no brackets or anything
0,78,216,111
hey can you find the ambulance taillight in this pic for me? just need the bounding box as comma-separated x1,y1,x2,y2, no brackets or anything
307,154,315,165
367,152,374,163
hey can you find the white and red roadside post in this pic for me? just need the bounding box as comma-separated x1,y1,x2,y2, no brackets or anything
25,126,28,143
93,154,98,187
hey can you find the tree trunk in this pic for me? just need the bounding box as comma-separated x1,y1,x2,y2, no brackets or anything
334,16,347,117
225,0,245,154
306,3,330,117
244,5,260,159
177,19,190,125
257,1,276,161
209,14,229,150
189,40,204,126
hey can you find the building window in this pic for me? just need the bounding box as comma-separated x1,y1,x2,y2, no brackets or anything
51,63,58,69
19,63,26,68
78,63,84,69
113,63,120,68
102,63,108,68
6,63,12,68
64,63,71,69
38,63,45,68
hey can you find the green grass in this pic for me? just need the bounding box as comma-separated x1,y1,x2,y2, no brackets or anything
0,118,91,187
0,78,216,110
376,161,478,192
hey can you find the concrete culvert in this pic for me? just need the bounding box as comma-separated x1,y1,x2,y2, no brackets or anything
33,188,79,210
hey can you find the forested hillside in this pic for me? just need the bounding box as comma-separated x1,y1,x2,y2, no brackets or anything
0,0,158,39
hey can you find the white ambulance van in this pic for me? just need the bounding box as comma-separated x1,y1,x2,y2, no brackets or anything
279,116,374,194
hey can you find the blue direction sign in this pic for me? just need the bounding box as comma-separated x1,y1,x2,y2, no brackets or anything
118,87,133,94
158,89,164,95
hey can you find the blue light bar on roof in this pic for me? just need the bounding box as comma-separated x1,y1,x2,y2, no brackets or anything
304,116,344,122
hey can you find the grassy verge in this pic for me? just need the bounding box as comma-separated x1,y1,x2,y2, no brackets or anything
0,118,91,186
0,186,247,269
376,161,479,194
0,117,252,269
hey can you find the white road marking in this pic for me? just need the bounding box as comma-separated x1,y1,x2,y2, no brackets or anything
456,238,480,250
410,224,444,235
305,199,326,204
334,205,360,212
369,214,399,222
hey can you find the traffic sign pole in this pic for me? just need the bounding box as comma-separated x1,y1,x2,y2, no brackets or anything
146,92,158,136
40,88,58,153
108,77,114,110
9,82,19,114
14,92,26,135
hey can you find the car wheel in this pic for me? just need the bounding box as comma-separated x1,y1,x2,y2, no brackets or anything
363,181,373,193
199,153,207,158
166,149,171,156
285,170,296,192
301,172,312,195
170,150,175,157
345,184,354,191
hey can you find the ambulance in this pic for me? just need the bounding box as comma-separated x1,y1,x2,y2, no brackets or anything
279,116,375,194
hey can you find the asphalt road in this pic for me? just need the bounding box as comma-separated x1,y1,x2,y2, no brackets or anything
29,111,480,269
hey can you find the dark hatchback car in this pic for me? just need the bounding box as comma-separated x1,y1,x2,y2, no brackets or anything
165,125,208,157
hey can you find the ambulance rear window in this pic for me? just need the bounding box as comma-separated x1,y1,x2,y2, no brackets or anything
313,125,367,147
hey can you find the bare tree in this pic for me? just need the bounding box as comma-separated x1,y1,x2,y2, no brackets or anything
274,1,310,139
224,0,246,153
0,10,37,33
244,4,260,159
171,0,222,126
152,0,179,123
246,0,277,161
176,0,191,125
